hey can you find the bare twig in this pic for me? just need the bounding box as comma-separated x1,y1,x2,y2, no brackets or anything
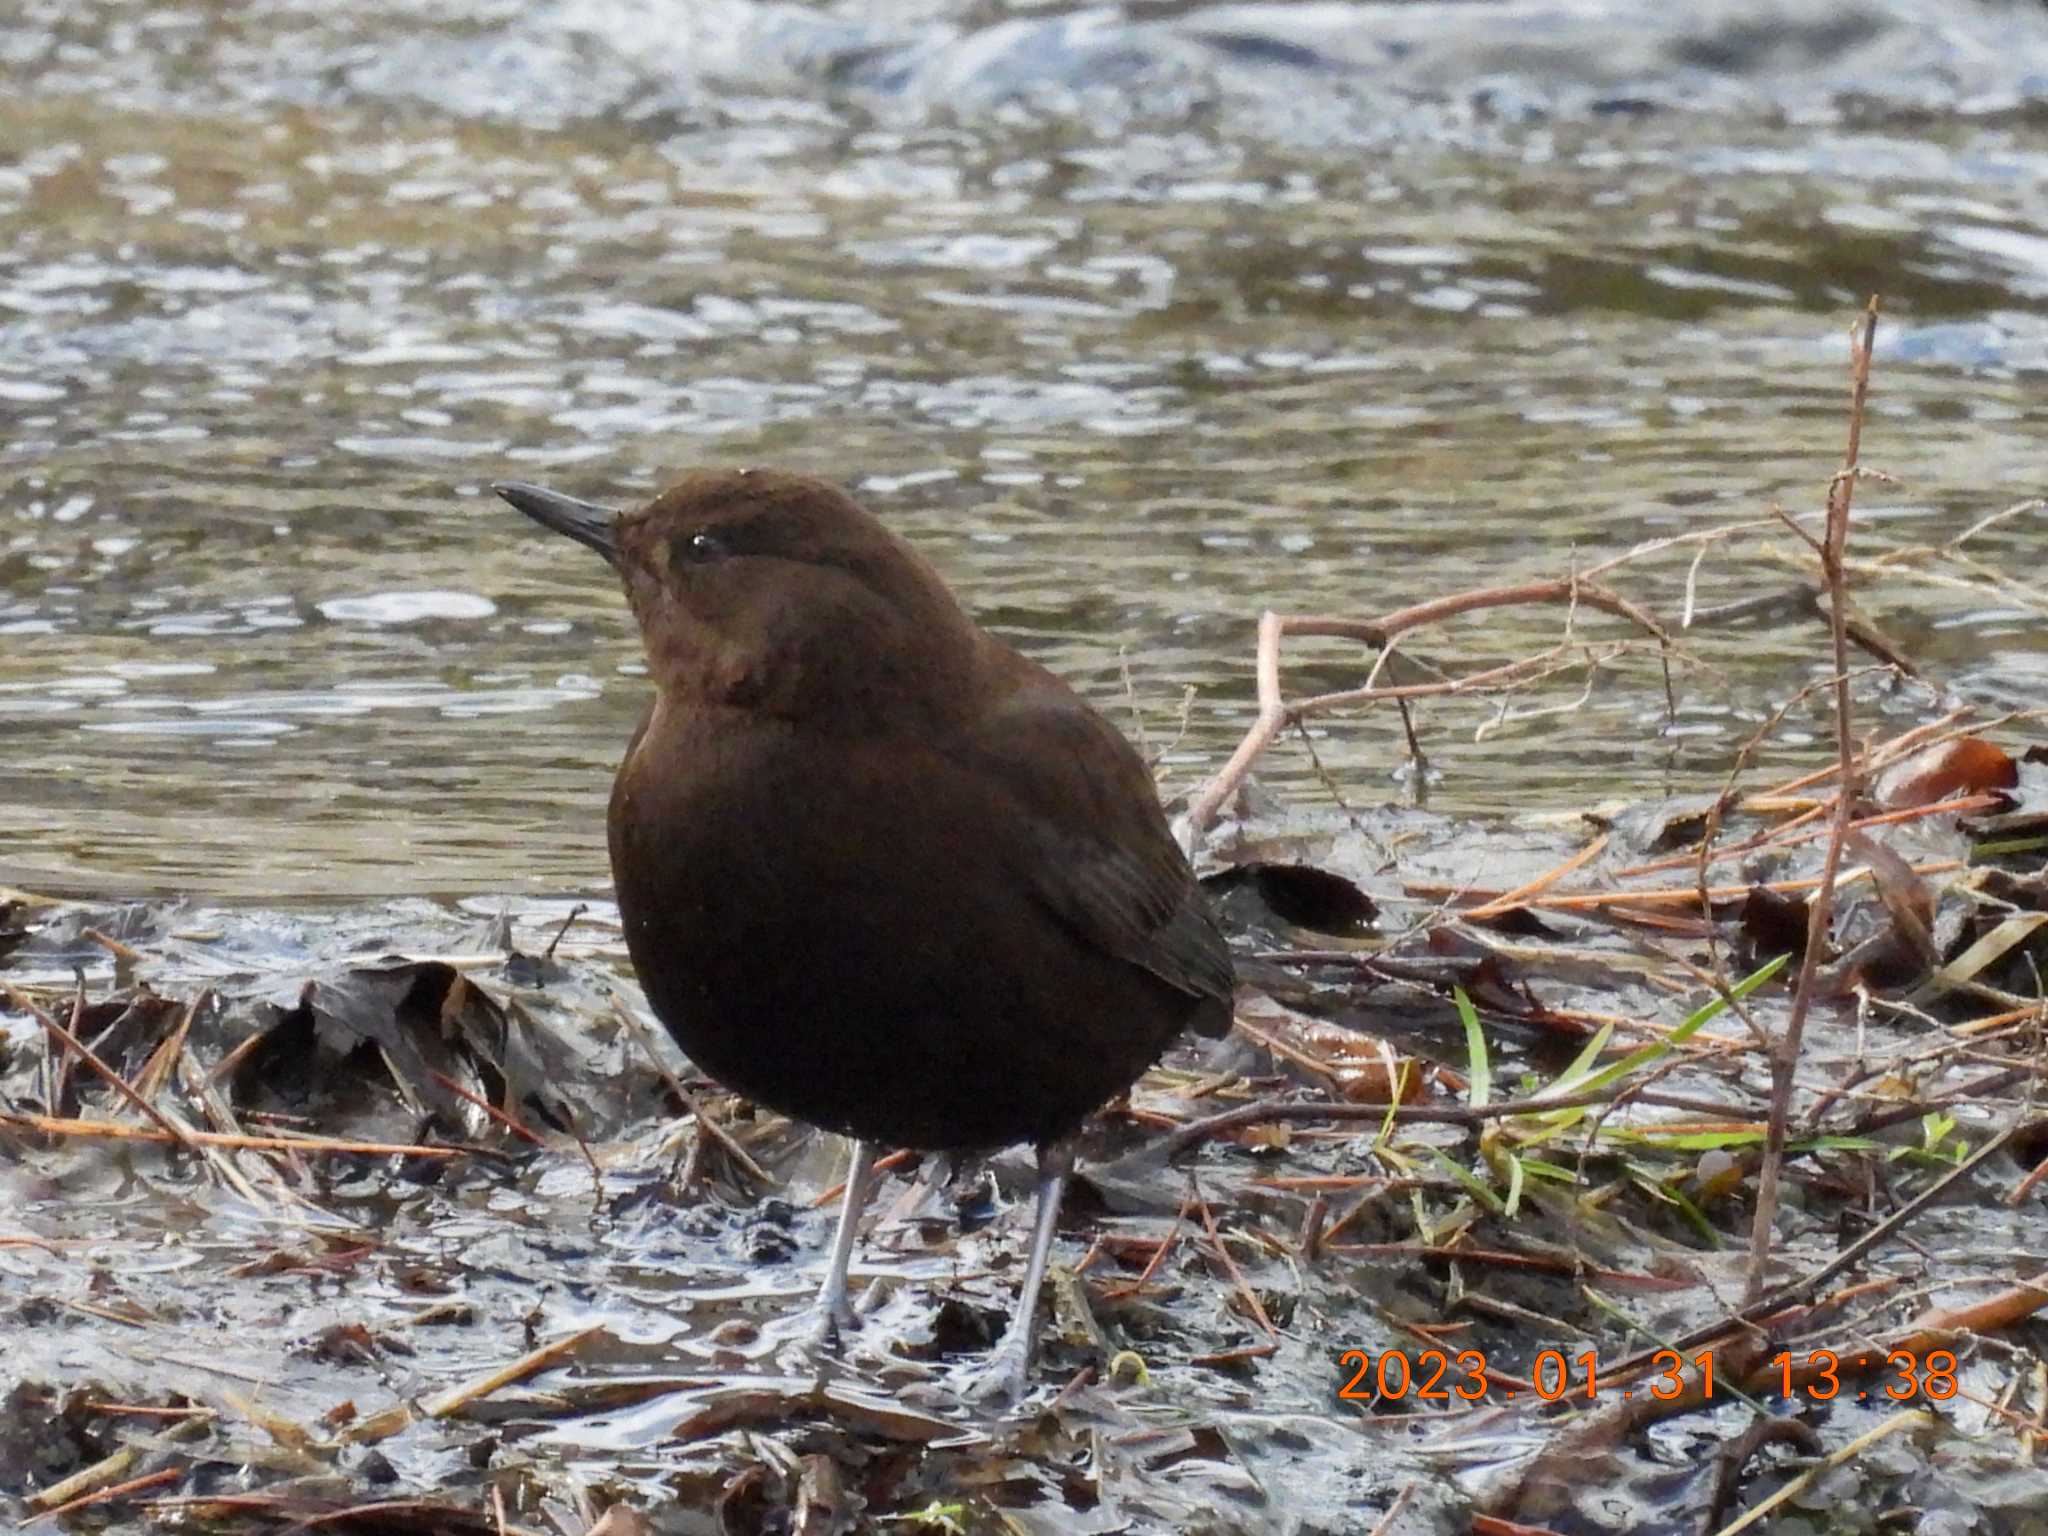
422,1328,602,1418
543,903,588,963
608,993,771,1188
3,983,192,1147
0,1110,465,1159
1183,581,1671,839
1709,1408,1930,1536
1366,1481,1421,1536
1148,1084,1748,1163
1194,1181,1280,1345
24,1450,157,1515
1744,297,1880,1304
424,1068,546,1149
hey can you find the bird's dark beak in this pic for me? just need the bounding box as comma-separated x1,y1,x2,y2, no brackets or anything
495,482,622,568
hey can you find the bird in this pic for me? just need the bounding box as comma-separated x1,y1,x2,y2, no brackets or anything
496,468,1233,1391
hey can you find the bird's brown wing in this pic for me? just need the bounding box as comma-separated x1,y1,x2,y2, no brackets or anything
949,684,1234,1034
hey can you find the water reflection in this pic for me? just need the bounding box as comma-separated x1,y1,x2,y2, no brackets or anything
2,1,2045,896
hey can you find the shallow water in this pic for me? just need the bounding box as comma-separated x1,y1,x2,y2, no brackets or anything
3,0,2046,899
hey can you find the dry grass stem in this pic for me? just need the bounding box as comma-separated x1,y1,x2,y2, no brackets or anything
1744,296,1880,1303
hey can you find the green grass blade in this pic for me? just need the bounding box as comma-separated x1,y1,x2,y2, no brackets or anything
1430,1148,1507,1216
1550,1021,1615,1095
1521,952,1793,1131
1457,987,1490,1110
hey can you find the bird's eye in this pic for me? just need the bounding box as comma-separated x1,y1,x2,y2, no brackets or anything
675,530,729,566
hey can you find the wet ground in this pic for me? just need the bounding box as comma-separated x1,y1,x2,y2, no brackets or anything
6,744,2048,1533
5,1,2048,1532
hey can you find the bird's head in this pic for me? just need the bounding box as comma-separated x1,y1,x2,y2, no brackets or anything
498,469,987,725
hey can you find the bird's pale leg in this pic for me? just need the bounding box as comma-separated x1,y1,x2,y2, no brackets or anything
986,1141,1074,1396
816,1139,880,1340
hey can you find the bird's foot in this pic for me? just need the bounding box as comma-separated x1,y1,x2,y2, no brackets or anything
766,1294,862,1390
958,1298,1046,1407
814,1292,861,1349
960,1342,1033,1406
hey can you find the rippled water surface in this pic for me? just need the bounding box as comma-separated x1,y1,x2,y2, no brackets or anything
4,0,2047,897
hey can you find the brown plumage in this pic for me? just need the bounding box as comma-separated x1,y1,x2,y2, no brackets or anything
497,468,1232,1390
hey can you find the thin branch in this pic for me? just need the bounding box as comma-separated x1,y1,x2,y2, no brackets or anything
1739,296,1879,1302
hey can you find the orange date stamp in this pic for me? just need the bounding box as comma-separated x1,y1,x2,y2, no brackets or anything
1337,1347,1961,1404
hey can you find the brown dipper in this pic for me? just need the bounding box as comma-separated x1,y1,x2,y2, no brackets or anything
496,469,1233,1389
